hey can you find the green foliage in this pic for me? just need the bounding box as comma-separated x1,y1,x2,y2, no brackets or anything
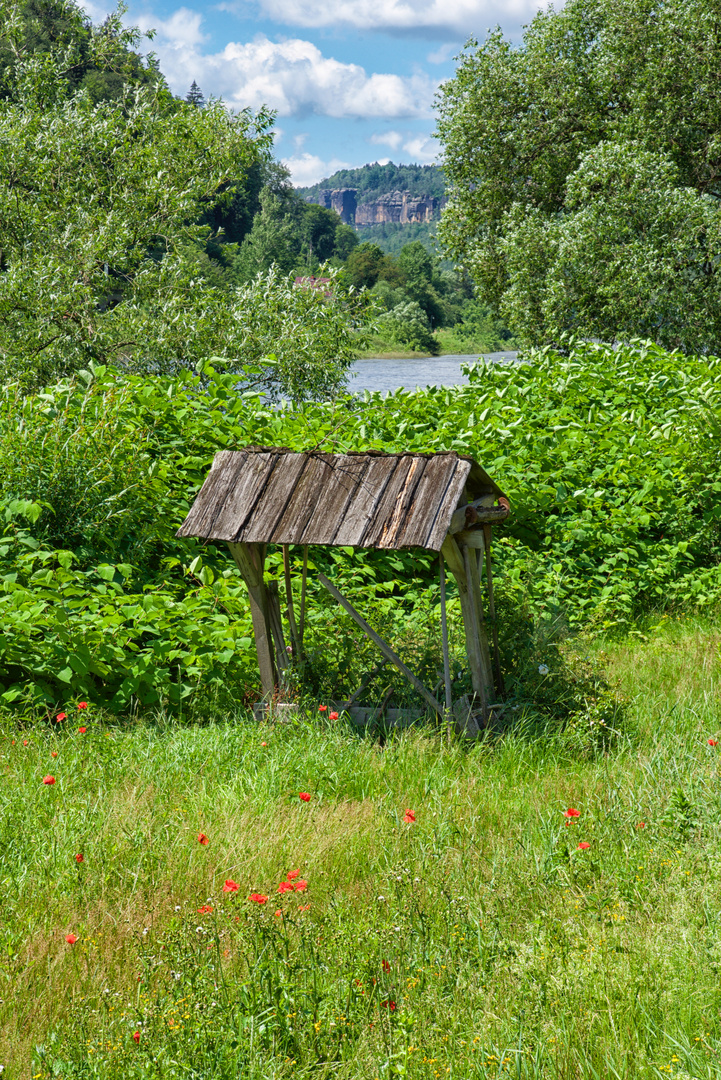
356,221,437,256
0,0,275,388
0,0,168,103
296,161,445,204
436,0,721,350
3,341,721,711
232,184,358,282
376,300,439,355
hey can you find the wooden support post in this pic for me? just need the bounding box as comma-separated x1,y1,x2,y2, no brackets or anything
283,544,303,662
439,553,453,717
481,524,505,698
441,533,495,722
299,545,308,652
317,572,443,719
228,541,277,699
266,579,290,678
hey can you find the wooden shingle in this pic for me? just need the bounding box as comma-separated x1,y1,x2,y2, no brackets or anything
176,448,504,552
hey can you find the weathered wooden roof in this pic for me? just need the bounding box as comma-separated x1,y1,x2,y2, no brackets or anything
177,448,504,552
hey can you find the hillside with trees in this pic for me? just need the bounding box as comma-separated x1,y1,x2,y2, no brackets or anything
296,161,445,205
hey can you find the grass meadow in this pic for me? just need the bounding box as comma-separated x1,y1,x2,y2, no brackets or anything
2,619,721,1080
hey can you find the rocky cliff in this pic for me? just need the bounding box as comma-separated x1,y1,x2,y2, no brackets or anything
307,188,445,227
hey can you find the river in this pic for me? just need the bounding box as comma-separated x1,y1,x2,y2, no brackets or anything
349,352,518,394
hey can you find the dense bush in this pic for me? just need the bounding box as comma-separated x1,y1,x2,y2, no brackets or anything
2,341,720,711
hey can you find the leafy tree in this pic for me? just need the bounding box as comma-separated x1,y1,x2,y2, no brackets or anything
0,0,168,102
232,189,301,280
376,300,439,355
214,266,375,404
0,0,277,388
436,0,721,350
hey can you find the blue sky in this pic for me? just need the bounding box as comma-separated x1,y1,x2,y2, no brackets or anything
81,0,544,185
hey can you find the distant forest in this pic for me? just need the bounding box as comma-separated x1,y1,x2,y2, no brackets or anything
296,162,445,205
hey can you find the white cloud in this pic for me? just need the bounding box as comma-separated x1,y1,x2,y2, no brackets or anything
402,133,440,162
368,130,440,163
282,152,354,185
253,0,545,36
427,42,458,63
138,13,436,118
369,130,404,150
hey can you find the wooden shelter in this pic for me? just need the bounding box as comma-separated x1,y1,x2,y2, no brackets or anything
177,448,510,735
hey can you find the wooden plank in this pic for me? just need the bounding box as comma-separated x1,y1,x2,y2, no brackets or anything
283,544,303,661
267,454,335,545
228,542,276,697
241,453,308,543
439,553,453,715
424,460,473,552
395,456,464,549
317,572,443,717
333,457,392,547
464,542,495,704
176,450,248,538
377,456,428,548
360,457,416,548
211,452,278,542
296,455,369,545
482,524,505,698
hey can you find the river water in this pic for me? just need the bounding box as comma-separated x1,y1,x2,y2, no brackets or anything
349,352,518,394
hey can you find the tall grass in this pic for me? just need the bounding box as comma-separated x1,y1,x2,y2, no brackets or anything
2,620,721,1079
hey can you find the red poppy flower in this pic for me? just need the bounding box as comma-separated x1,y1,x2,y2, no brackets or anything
381,1000,396,1011
51,751,58,758
382,960,390,972
294,879,308,892
577,841,590,850
65,933,78,944
299,792,311,802
709,738,718,747
274,909,282,917
564,808,581,818
75,853,84,863
222,879,239,893
56,713,66,723
249,893,268,904
329,711,339,721
197,904,213,913
261,741,267,746
636,822,646,829
78,727,87,734
198,833,209,845
23,739,28,746
278,881,294,894
318,705,328,712
43,775,56,785
287,868,301,879
132,1031,140,1044
403,810,416,824
78,702,88,710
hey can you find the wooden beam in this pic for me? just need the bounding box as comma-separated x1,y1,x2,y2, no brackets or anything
228,541,277,698
439,553,453,716
283,544,303,662
482,524,505,698
299,545,308,652
441,533,494,716
449,497,508,534
317,572,443,718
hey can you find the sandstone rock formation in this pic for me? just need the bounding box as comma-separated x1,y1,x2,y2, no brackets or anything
305,188,446,227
